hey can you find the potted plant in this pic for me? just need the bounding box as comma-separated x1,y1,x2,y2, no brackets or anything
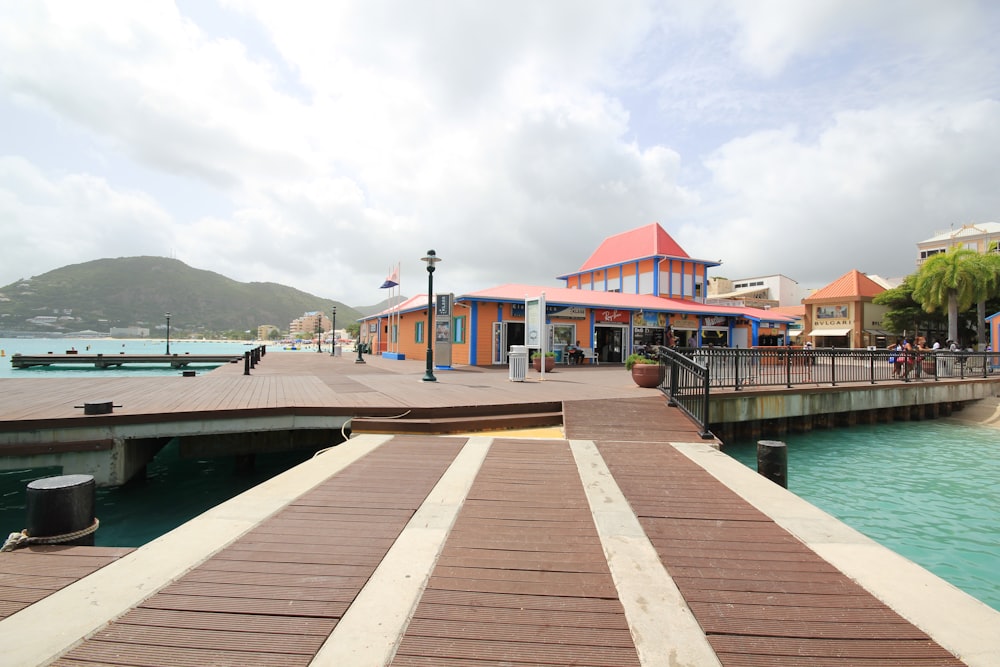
625,353,662,388
531,351,557,372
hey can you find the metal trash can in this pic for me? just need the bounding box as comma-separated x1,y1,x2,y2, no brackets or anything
333,345,342,357
508,345,528,382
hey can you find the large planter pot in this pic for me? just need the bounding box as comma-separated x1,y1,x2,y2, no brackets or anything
532,356,556,372
631,363,663,388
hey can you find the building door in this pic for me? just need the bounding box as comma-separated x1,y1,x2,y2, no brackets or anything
595,325,625,363
492,321,525,364
733,327,749,349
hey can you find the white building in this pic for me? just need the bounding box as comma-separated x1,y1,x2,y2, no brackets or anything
917,222,1000,266
707,274,808,308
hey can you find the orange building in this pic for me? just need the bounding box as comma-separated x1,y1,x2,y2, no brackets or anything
360,223,794,366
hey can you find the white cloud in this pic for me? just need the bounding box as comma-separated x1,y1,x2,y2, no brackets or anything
688,100,1000,286
0,0,998,310
0,156,174,278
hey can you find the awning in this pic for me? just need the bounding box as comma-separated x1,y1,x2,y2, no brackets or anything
864,329,892,337
806,327,851,336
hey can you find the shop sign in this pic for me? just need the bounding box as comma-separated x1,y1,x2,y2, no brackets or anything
511,304,586,319
703,316,727,327
595,309,629,324
816,305,849,320
632,311,666,327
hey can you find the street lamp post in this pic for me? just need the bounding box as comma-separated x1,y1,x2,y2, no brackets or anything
421,250,441,382
165,312,171,355
330,307,337,356
316,315,322,353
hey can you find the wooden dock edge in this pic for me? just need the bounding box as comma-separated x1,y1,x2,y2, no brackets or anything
673,441,1000,667
0,434,393,667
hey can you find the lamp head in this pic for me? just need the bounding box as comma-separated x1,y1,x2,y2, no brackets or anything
421,249,441,267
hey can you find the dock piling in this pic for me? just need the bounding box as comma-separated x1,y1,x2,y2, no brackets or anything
26,474,97,546
757,439,788,488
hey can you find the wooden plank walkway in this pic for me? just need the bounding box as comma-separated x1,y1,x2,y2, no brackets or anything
392,439,640,666
1,354,996,665
52,436,465,667
597,440,965,666
0,545,132,621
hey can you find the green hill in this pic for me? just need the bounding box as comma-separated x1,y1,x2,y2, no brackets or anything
0,256,365,338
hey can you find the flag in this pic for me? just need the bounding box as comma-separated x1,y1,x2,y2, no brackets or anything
380,264,399,289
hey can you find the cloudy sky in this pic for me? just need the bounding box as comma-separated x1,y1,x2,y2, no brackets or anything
1,1,998,307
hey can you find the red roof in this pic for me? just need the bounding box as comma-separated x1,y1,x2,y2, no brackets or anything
359,284,794,323
576,222,690,271
806,270,886,301
458,284,794,322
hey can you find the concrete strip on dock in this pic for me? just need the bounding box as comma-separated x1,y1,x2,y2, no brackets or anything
0,433,391,667
676,441,1000,666
1,351,999,665
310,436,491,666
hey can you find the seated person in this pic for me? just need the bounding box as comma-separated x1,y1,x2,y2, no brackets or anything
567,341,585,364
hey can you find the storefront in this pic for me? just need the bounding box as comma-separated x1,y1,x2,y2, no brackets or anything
594,308,629,363
631,311,668,351
700,315,729,347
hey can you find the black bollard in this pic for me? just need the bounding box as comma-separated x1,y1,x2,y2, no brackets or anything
26,474,96,546
244,351,251,375
757,440,788,488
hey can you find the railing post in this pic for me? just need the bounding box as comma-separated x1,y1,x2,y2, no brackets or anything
734,349,742,391
870,348,876,384
785,347,792,388
699,365,712,439
244,351,251,375
830,349,836,386
669,359,679,405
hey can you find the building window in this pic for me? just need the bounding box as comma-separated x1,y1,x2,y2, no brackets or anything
415,321,424,343
453,316,466,344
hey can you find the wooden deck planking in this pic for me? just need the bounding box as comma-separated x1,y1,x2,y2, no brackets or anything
2,357,989,665
595,440,968,666
0,546,132,620
54,436,465,667
563,394,709,443
392,438,641,667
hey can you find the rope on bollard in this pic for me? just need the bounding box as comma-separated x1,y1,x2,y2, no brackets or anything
1,517,100,552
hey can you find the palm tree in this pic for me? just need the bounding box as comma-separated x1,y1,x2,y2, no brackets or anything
912,247,980,344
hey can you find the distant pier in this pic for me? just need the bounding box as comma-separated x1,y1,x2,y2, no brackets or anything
10,352,244,369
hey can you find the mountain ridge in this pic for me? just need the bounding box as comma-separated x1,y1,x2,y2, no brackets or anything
0,256,396,337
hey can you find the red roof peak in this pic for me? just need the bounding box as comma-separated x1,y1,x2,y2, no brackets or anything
808,269,885,301
578,222,689,271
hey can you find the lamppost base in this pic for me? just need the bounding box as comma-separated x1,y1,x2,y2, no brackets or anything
422,372,437,382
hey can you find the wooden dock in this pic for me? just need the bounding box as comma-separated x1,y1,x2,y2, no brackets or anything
0,351,997,665
9,353,245,369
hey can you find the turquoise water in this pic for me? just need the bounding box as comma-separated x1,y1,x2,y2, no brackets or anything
0,337,260,378
0,440,315,548
0,337,319,547
723,420,1000,613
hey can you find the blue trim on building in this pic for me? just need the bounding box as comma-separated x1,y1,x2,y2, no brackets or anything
468,302,478,363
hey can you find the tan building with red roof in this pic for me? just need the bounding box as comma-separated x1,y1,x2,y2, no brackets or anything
803,270,890,349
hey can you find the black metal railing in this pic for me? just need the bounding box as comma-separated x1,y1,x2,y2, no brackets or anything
658,347,713,439
676,347,994,390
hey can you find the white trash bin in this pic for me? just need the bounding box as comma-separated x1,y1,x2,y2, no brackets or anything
509,345,528,382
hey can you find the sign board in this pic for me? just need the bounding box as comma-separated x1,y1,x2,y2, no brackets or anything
525,294,548,379
434,293,454,367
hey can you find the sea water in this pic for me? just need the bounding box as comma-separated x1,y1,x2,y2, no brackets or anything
0,337,259,379
723,420,1000,613
0,337,317,547
0,442,315,548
